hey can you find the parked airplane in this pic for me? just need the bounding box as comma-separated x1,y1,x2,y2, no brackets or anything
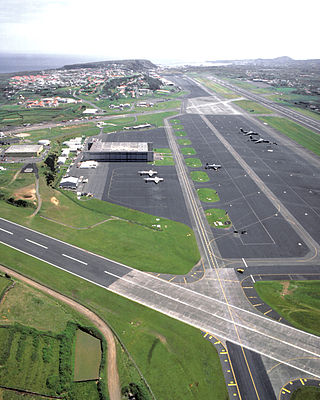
144,177,164,184
138,170,158,177
240,128,259,135
250,137,277,145
205,163,221,170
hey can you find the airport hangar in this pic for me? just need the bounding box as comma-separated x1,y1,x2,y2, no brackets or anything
83,141,154,162
5,144,43,158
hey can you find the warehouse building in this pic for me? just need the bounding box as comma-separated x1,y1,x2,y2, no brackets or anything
5,144,43,158
83,141,154,162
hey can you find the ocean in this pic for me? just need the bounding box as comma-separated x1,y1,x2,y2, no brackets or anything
0,53,103,74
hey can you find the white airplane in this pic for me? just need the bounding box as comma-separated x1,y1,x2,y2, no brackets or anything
144,177,164,184
138,170,158,177
240,128,259,135
205,163,221,170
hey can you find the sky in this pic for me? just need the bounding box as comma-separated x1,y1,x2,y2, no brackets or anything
0,0,319,63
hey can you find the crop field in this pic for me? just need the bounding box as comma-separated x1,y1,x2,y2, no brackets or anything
0,104,85,128
197,188,220,202
255,281,320,336
234,99,272,114
190,171,209,182
258,116,320,156
205,208,231,228
185,158,202,168
0,325,60,395
0,245,228,400
74,329,101,381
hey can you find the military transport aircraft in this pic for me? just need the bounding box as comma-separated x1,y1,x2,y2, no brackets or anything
144,177,164,184
205,163,222,170
138,170,158,177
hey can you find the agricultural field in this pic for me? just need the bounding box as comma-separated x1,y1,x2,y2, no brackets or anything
0,104,85,129
197,188,220,203
0,246,228,400
258,116,320,156
205,208,232,228
255,281,320,336
73,329,101,381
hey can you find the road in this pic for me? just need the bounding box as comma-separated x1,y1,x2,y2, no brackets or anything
1,217,320,383
207,76,320,133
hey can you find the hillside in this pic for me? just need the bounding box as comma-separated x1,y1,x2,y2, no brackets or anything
63,58,157,71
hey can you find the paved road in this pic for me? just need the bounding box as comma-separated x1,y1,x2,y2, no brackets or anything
207,76,320,133
1,217,320,381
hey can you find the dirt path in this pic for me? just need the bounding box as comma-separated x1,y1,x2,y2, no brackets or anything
0,265,121,400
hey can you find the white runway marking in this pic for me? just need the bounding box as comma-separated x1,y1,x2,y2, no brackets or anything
251,275,256,284
242,257,248,268
0,228,13,235
25,238,48,249
62,253,87,265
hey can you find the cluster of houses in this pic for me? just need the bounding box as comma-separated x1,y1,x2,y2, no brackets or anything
57,137,83,165
25,97,81,108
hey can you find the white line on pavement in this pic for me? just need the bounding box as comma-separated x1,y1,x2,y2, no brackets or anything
62,253,87,265
242,257,248,268
251,275,256,284
25,238,48,249
0,227,13,235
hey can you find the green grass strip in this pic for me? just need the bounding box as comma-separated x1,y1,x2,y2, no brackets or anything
177,139,192,146
205,208,231,228
255,281,320,336
185,158,202,168
190,171,209,182
197,188,220,202
234,100,272,114
181,147,196,155
174,130,187,137
291,386,320,399
258,116,320,157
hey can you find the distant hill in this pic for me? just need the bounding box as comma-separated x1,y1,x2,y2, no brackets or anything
207,56,320,67
63,59,157,71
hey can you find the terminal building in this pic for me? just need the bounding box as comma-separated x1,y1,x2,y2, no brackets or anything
83,141,154,162
5,144,43,158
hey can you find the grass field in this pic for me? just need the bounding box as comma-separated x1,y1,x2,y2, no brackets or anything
0,389,49,399
291,386,320,399
0,275,11,297
0,244,228,400
74,329,101,381
258,116,320,156
174,130,187,137
185,158,202,168
289,106,320,121
234,99,272,114
190,171,209,182
205,208,231,228
181,147,196,155
224,78,272,94
177,139,192,146
197,188,220,202
255,281,320,336
0,104,85,129
0,178,200,275
193,76,239,99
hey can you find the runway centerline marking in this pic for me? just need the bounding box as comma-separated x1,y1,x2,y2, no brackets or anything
25,238,48,249
62,254,87,265
0,227,13,235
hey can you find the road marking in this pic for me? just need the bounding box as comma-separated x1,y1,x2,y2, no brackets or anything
203,332,208,338
300,379,305,385
251,275,255,284
25,238,48,249
253,303,263,307
0,228,13,235
282,388,291,393
243,286,253,289
264,309,272,315
242,257,248,268
62,254,87,265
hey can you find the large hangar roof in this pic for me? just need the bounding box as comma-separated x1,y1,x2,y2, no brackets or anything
90,141,149,152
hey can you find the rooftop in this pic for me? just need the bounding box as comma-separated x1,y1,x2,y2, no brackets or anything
5,144,43,154
89,141,150,152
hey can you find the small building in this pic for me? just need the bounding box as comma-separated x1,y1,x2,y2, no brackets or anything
57,156,67,165
38,139,51,146
79,160,98,169
59,176,78,189
83,141,154,162
61,148,71,157
5,144,43,158
83,108,98,114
